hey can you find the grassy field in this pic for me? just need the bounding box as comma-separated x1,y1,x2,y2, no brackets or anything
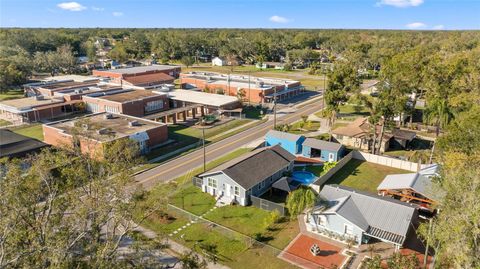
0,89,24,101
135,146,301,269
11,124,44,141
325,159,410,193
288,120,321,135
183,64,327,90
146,119,252,160
0,119,12,127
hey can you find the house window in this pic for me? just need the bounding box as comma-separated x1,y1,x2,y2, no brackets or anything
336,135,344,140
207,178,217,188
344,224,353,235
145,100,164,112
234,186,240,196
318,215,327,226
260,180,265,189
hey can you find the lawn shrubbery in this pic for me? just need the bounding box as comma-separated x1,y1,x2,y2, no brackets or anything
285,186,317,219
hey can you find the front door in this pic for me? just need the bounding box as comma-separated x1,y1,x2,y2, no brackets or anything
225,183,231,196
328,153,335,162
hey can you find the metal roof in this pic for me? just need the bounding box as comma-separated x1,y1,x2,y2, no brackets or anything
377,164,439,200
266,130,304,142
317,185,417,245
303,138,343,152
167,89,240,108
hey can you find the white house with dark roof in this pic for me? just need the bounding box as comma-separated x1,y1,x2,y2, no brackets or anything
196,145,296,206
307,185,418,247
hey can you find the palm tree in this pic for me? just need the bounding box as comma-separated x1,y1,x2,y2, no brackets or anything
424,98,453,137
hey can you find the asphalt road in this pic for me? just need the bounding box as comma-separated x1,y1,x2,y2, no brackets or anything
134,100,324,190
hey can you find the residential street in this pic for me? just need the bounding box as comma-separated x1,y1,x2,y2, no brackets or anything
133,99,324,190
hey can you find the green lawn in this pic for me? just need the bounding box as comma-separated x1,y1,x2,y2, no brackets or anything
242,106,267,119
205,205,272,236
170,185,216,216
288,120,320,135
146,119,252,160
325,159,411,193
0,119,12,127
11,124,44,141
0,89,24,101
135,146,301,269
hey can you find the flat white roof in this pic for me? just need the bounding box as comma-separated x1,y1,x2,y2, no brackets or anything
165,89,239,107
41,75,99,83
0,97,64,113
101,65,180,74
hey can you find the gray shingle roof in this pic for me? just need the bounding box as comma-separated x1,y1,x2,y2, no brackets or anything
318,185,417,245
0,129,48,158
303,138,343,152
391,128,416,141
199,145,295,190
266,130,303,142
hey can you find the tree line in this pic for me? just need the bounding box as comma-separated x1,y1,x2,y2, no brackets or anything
1,28,480,91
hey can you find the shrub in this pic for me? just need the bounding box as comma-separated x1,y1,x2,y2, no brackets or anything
286,186,317,219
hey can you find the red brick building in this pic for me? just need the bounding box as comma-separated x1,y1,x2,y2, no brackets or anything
0,96,82,125
180,72,304,104
43,113,168,158
92,65,180,89
82,90,169,117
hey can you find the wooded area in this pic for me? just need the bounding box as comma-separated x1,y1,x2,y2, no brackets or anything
0,28,479,268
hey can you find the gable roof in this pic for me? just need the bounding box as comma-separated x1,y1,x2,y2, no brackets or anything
391,128,416,141
332,117,370,137
377,164,439,200
0,129,48,158
303,138,343,152
199,145,295,190
317,184,417,245
266,130,304,142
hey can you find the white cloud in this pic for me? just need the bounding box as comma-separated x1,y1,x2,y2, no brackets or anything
433,24,445,30
406,22,427,29
92,6,104,11
112,11,124,17
57,2,86,11
269,15,291,24
377,0,424,8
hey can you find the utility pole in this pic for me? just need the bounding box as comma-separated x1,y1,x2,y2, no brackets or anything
248,71,251,106
273,87,277,130
202,127,206,172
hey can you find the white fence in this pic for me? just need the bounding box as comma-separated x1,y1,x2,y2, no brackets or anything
352,151,423,172
311,150,426,192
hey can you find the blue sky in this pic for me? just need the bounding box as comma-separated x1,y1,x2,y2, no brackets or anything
1,0,479,29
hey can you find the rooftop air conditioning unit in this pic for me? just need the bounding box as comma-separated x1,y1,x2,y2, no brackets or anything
97,128,109,135
128,120,140,127
104,113,114,119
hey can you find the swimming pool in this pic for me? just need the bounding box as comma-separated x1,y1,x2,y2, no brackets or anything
291,171,317,185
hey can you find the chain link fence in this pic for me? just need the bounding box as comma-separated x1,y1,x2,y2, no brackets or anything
167,203,329,269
